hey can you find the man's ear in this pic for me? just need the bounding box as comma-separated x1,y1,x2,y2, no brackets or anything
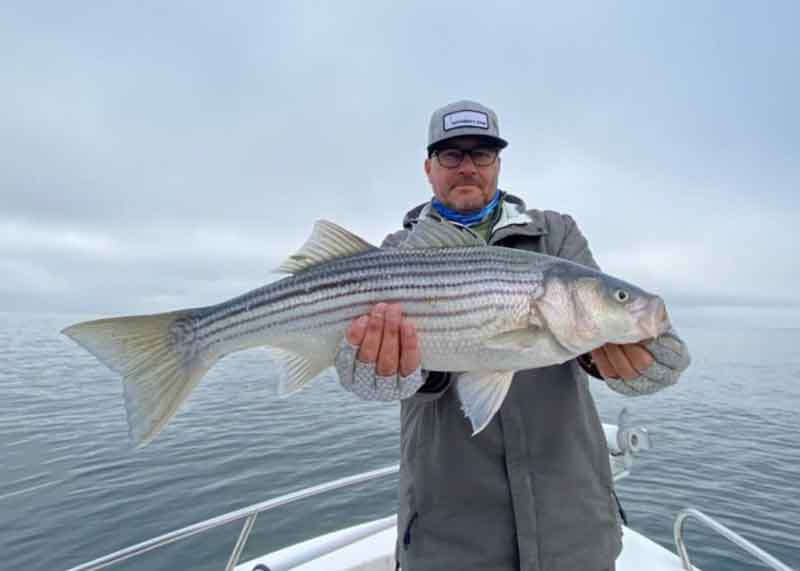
424,158,432,181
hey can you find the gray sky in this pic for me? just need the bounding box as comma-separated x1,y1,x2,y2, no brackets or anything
1,1,798,315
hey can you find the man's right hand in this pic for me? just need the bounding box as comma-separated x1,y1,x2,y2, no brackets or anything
334,302,424,401
346,302,421,376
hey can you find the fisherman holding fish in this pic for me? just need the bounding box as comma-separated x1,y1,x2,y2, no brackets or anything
62,100,691,571
335,101,691,571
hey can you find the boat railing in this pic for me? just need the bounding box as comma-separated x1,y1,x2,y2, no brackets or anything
63,418,642,571
673,508,795,571
64,464,400,571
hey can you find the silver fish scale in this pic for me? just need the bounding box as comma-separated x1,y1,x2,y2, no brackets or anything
193,246,546,367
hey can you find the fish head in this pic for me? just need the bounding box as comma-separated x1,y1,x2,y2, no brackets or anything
534,262,671,355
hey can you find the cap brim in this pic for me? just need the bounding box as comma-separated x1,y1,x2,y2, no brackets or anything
427,134,508,152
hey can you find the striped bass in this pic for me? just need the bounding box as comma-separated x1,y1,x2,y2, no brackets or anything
62,219,670,446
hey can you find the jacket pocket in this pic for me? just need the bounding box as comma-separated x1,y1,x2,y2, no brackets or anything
402,511,419,550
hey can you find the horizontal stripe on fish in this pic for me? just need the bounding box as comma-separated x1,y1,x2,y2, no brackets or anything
195,275,534,350
209,312,506,355
195,249,536,329
202,287,528,352
194,254,536,327
195,273,536,343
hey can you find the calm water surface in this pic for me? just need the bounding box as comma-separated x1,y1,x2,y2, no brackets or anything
1,307,798,570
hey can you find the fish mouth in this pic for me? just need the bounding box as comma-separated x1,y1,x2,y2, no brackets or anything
637,297,671,340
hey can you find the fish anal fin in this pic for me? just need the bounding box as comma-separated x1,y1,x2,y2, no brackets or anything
455,371,515,435
265,348,330,396
278,220,378,274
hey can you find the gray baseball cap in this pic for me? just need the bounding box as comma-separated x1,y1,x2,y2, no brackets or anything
427,100,508,151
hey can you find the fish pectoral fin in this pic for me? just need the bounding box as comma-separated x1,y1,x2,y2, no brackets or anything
484,328,544,351
278,220,378,274
456,371,515,436
398,218,486,249
266,348,330,396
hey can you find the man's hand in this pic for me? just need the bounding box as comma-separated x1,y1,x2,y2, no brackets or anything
346,302,421,377
591,342,654,381
334,302,424,401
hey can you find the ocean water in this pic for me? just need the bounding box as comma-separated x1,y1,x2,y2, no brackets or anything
1,307,798,571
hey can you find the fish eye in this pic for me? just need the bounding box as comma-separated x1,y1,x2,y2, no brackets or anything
614,289,630,303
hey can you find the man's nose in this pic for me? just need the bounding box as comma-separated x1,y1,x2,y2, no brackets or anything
458,153,478,174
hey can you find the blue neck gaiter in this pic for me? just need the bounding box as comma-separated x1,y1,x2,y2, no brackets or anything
431,190,503,226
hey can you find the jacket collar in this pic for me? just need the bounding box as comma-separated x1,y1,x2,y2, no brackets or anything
402,191,548,241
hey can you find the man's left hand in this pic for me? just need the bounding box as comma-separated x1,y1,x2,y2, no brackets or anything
591,342,654,381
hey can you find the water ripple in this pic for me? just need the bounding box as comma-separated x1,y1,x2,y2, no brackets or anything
2,312,799,571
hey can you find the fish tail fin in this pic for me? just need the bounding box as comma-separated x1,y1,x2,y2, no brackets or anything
61,310,215,447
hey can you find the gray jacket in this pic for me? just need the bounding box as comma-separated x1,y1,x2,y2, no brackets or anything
388,193,689,571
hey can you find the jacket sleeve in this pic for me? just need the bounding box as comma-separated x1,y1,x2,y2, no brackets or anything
550,212,691,395
602,327,690,395
549,212,601,271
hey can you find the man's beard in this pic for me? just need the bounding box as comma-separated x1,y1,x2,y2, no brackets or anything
449,182,487,212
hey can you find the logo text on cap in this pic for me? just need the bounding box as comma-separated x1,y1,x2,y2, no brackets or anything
443,110,489,132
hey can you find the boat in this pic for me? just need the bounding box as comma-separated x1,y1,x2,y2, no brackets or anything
64,410,794,571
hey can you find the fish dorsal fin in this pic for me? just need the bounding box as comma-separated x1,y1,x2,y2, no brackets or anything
279,220,378,274
398,219,486,250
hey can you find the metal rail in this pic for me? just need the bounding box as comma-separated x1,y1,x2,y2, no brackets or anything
673,508,795,571
260,516,397,571
64,464,399,571
63,424,637,571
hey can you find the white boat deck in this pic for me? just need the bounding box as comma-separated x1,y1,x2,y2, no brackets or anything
237,515,701,571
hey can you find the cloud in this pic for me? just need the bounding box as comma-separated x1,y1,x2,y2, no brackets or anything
1,1,797,313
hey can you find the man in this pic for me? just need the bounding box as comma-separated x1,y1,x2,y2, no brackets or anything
334,101,690,571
